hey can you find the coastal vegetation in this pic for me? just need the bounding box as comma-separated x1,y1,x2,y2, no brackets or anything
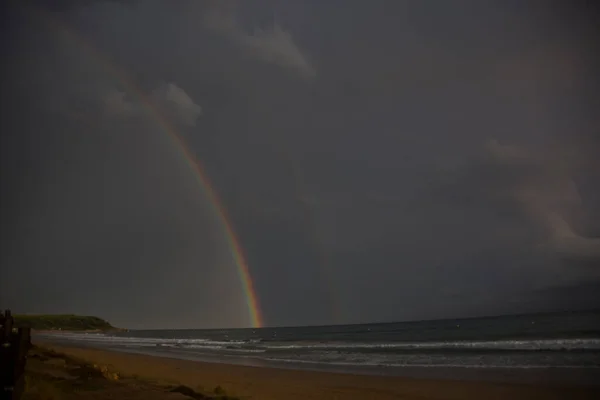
23,346,241,400
14,314,116,331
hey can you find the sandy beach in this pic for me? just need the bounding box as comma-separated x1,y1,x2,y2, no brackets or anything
30,342,600,400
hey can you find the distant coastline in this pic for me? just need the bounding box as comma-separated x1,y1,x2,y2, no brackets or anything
14,314,123,332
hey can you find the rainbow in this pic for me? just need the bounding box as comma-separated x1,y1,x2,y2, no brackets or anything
27,5,264,328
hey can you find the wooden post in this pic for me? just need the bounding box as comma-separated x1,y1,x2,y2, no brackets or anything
1,310,31,400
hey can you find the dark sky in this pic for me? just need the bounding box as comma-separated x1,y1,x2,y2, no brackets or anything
1,0,599,329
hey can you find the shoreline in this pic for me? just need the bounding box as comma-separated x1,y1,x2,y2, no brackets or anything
101,344,600,386
35,334,600,386
35,341,600,400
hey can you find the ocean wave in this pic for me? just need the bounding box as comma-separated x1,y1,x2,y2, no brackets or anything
265,338,600,352
261,357,600,369
37,332,600,352
155,347,600,369
36,332,600,369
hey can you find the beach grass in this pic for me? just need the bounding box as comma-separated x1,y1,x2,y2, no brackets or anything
22,345,241,400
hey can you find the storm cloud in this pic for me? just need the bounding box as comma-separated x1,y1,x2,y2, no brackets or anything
1,0,598,328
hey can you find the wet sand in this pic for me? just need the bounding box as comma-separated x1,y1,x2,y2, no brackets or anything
36,342,600,400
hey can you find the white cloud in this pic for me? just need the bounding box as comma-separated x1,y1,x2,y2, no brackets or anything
203,3,316,79
100,83,202,127
485,139,600,262
150,83,202,127
238,25,316,79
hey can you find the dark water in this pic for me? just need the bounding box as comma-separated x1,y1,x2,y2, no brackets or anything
39,310,600,382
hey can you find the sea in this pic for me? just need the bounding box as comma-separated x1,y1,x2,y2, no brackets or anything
37,309,600,384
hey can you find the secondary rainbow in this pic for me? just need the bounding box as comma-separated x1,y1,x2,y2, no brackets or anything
29,5,264,328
